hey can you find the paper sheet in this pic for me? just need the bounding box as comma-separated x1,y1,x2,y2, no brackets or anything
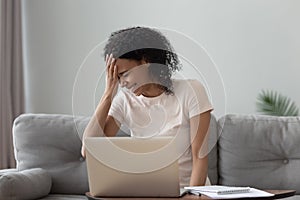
184,186,275,199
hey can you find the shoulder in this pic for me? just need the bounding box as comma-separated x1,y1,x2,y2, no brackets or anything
172,79,206,94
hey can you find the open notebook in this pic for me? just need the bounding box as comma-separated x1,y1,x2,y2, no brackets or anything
184,185,274,199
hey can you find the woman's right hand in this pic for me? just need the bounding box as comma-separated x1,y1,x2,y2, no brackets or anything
104,54,119,98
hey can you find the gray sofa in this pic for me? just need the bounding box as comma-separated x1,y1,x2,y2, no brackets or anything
0,113,299,200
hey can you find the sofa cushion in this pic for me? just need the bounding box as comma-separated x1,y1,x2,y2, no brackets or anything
0,168,51,200
13,114,90,194
218,114,300,194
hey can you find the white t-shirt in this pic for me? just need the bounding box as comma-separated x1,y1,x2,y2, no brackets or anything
108,79,213,187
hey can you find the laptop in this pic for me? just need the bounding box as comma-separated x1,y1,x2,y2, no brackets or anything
84,137,187,197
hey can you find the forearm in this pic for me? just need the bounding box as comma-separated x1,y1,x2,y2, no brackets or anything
189,156,208,186
81,54,118,158
189,111,211,186
83,93,113,139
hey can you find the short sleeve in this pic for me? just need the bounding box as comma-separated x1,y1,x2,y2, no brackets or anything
108,90,125,124
187,80,213,118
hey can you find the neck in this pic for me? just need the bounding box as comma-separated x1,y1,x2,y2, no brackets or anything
141,83,164,97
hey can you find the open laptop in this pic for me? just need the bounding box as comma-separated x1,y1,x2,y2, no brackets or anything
84,137,187,197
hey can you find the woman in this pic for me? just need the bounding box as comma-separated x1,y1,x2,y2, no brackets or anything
81,26,213,187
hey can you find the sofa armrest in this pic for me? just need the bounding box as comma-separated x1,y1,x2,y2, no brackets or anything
0,168,18,174
0,168,52,200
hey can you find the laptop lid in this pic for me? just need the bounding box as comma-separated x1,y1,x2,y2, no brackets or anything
85,137,185,197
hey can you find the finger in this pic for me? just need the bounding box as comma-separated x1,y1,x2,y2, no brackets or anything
105,54,109,73
81,146,86,158
106,54,114,75
109,58,115,79
106,54,113,67
113,64,118,81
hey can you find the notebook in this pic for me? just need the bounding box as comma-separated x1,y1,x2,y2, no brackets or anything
184,185,274,199
185,185,251,195
84,137,187,197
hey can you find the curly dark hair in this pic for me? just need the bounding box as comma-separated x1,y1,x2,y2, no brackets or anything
103,26,181,95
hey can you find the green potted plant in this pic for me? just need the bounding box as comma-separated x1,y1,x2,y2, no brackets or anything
256,90,299,116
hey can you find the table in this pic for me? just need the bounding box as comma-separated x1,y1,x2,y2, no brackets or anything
86,190,296,200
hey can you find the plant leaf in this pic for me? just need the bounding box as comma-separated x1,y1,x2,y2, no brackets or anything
256,90,299,116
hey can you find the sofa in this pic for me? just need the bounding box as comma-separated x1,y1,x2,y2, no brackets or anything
0,113,299,200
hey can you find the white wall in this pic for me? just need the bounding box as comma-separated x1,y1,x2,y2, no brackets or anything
22,0,300,118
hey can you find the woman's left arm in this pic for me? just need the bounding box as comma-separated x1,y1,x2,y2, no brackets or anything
189,110,211,186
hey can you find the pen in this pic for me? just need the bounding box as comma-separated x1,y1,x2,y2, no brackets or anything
188,190,201,196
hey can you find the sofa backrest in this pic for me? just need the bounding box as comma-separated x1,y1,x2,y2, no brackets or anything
218,114,300,194
13,113,218,194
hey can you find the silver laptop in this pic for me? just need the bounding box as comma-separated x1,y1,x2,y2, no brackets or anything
85,137,187,197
